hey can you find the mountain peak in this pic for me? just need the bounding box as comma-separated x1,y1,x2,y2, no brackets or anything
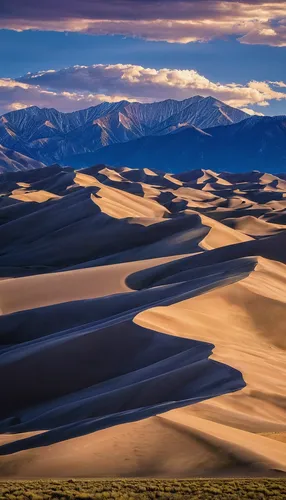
0,97,250,165
204,96,219,102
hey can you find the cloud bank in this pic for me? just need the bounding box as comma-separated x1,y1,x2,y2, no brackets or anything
1,1,285,46
0,64,285,115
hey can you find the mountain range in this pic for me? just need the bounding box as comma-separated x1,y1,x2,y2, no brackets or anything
0,96,247,163
0,96,285,173
69,115,286,173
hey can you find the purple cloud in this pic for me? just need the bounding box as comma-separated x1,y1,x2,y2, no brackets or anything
1,1,285,46
2,1,280,21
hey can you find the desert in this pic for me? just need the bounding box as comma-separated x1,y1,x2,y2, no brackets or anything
0,164,285,478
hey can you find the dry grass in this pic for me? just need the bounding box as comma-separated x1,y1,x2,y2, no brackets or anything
0,478,285,499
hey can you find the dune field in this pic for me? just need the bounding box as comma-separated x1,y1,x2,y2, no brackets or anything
0,164,285,478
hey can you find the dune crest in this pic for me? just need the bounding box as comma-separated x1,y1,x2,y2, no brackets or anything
0,164,285,477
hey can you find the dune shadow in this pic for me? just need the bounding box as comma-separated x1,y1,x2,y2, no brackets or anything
0,164,285,456
0,261,247,454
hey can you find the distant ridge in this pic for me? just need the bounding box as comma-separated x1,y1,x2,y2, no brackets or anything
0,96,248,165
64,115,286,173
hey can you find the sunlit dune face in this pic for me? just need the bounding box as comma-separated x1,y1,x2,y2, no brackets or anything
16,182,30,188
98,167,127,182
90,185,168,219
0,165,285,476
10,188,61,202
73,171,102,187
0,0,286,478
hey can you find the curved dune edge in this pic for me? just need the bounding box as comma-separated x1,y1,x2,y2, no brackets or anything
223,215,286,237
0,257,250,455
198,212,252,250
0,255,187,315
0,165,285,477
135,257,286,412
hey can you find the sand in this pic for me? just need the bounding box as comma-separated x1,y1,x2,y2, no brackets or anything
0,165,285,478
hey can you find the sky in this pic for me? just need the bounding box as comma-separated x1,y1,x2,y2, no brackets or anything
0,0,285,116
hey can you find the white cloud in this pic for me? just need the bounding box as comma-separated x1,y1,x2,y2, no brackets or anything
269,81,286,88
1,63,286,115
6,102,30,111
0,78,123,114
18,64,286,110
240,108,265,115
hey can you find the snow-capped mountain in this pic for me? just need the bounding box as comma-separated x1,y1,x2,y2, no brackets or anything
64,115,286,173
0,96,248,164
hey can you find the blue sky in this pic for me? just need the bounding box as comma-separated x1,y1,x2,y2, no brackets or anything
0,0,285,115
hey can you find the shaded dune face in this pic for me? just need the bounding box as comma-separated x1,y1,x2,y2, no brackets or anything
0,165,285,476
0,258,250,454
0,318,245,455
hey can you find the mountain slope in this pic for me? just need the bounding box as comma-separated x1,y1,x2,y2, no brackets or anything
0,97,248,165
64,115,286,173
152,96,247,135
0,145,45,173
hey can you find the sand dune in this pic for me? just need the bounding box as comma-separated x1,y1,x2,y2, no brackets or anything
223,215,285,237
10,188,61,203
0,165,285,477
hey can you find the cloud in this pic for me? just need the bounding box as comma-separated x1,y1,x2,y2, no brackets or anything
239,18,286,47
240,107,265,115
1,1,285,47
269,80,286,88
0,78,126,114
1,64,286,115
17,64,286,110
5,102,30,111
